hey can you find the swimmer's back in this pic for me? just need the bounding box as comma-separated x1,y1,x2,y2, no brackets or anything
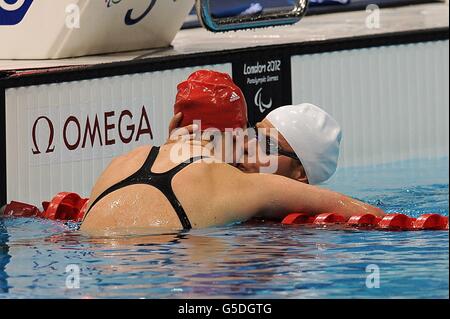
80,145,256,233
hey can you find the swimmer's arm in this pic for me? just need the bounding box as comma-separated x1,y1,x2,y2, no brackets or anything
234,173,386,220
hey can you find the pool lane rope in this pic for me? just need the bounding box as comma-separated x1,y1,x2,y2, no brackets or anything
281,212,449,231
1,192,449,231
2,192,89,222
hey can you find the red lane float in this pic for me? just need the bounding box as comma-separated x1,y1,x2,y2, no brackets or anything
2,201,41,218
347,214,382,228
2,192,88,222
77,200,90,222
282,212,448,231
2,194,449,231
42,192,88,222
378,213,415,230
413,214,449,230
281,213,315,225
313,213,347,225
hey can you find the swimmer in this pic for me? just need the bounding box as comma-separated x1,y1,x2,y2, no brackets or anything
242,103,342,184
170,103,342,185
80,70,385,233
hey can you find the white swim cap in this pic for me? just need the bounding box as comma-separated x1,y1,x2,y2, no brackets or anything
266,103,342,184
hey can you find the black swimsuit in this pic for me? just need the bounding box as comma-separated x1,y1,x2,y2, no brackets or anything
83,147,203,229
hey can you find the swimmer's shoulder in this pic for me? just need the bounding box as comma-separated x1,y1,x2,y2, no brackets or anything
108,145,152,168
89,145,154,200
99,144,152,181
178,161,244,188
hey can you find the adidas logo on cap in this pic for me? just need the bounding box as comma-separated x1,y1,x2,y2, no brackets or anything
230,92,241,102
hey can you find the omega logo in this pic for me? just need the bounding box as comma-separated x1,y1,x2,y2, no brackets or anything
31,106,153,155
31,116,55,154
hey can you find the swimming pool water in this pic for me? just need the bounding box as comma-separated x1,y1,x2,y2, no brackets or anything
1,158,448,299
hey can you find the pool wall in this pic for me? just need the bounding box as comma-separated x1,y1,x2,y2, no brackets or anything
292,40,449,168
1,30,448,206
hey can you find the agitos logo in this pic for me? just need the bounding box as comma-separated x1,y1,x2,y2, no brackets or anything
31,106,153,155
0,0,33,25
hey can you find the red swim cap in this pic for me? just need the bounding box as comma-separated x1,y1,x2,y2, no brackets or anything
174,70,247,131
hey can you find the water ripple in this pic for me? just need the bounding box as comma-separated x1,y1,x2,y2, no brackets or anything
1,158,448,298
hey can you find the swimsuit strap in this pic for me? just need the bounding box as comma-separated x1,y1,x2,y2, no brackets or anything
83,146,203,230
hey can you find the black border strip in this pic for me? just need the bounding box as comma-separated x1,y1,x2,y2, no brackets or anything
0,87,6,207
0,27,448,89
1,298,450,313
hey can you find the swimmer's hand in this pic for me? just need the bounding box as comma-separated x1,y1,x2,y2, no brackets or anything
167,112,199,143
168,112,183,135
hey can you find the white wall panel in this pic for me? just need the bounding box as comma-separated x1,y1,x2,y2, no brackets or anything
292,40,449,168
